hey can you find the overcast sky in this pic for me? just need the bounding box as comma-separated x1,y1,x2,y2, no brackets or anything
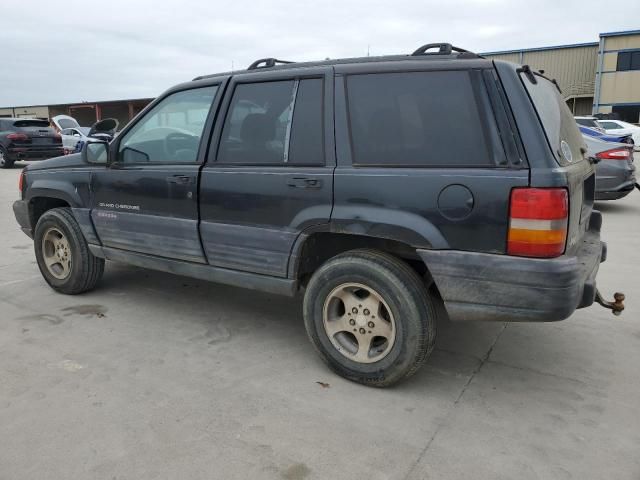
2,0,639,106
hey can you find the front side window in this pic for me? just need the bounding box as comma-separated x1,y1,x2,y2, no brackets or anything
346,71,493,166
118,86,218,164
216,79,324,165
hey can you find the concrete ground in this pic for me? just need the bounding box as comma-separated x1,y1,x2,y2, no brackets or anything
0,163,639,480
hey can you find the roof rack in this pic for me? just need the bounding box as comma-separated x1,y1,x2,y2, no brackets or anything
411,43,482,59
247,58,295,70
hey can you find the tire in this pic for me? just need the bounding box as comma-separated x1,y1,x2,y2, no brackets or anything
34,207,104,294
0,146,14,169
303,249,437,387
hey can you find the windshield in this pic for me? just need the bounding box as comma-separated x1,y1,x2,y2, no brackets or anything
520,73,586,166
78,127,91,135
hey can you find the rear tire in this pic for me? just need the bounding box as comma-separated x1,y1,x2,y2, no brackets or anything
0,147,14,169
303,249,437,387
34,207,104,294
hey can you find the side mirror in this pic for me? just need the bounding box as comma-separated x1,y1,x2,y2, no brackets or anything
83,141,109,164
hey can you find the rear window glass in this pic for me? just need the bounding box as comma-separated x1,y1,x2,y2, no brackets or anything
520,74,585,166
13,119,50,128
346,71,494,167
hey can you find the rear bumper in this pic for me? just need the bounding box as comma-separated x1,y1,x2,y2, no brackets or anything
595,180,636,200
595,160,636,200
13,199,33,238
418,212,605,322
6,146,65,161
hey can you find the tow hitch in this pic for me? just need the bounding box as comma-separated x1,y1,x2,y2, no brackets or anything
595,290,625,316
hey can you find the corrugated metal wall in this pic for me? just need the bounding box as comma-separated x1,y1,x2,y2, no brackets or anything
485,45,598,98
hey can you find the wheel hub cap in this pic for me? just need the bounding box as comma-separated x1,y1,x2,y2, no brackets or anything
41,227,72,280
322,282,396,364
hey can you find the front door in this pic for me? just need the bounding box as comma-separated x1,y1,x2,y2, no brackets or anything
199,68,335,277
90,85,221,263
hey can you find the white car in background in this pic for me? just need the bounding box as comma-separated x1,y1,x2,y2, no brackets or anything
575,116,605,133
597,119,640,150
51,114,118,153
60,127,92,153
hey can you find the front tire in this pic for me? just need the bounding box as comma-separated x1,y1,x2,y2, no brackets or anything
303,249,437,387
34,208,104,294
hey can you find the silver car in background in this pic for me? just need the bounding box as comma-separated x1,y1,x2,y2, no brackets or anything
583,134,636,200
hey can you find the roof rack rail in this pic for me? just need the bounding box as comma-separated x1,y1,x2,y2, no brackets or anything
248,58,295,70
411,43,482,58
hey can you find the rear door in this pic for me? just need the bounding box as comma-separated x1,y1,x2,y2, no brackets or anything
199,67,334,277
90,84,222,263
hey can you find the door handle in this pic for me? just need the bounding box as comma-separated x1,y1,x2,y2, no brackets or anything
287,177,322,189
166,175,192,185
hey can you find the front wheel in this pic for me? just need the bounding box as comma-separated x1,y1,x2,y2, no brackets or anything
303,249,437,387
34,208,104,294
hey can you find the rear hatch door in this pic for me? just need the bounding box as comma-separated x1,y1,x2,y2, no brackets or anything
517,70,595,254
13,119,61,147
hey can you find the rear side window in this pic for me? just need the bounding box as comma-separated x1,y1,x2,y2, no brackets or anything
288,79,324,164
521,74,585,166
217,79,324,165
598,121,622,130
346,71,494,167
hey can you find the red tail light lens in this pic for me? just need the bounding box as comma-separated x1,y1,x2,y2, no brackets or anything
7,133,28,141
596,148,631,160
507,188,568,258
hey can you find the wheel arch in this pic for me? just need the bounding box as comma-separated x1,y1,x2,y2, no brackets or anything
28,196,72,230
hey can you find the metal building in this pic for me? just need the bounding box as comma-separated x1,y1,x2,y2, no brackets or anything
483,43,599,116
0,98,153,129
483,29,640,122
593,29,640,122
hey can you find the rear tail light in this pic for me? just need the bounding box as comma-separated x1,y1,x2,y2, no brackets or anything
7,133,28,141
507,188,568,258
596,148,631,160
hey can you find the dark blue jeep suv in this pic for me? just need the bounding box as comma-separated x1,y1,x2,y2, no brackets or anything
12,43,619,386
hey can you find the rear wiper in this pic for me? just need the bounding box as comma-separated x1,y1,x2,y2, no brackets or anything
517,65,563,94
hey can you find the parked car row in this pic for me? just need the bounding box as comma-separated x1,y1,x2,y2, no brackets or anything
0,115,120,168
575,116,637,201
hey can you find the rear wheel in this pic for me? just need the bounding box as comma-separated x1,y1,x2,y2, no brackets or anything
34,207,104,294
0,147,14,169
303,249,437,387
